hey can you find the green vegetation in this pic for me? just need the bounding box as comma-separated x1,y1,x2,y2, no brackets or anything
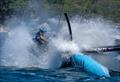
0,0,28,23
0,0,28,15
0,0,120,23
46,0,120,22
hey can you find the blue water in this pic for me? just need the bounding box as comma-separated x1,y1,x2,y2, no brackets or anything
0,66,120,82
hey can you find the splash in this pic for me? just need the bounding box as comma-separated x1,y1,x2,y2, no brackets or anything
57,17,119,51
0,17,120,69
0,23,62,69
1,27,36,67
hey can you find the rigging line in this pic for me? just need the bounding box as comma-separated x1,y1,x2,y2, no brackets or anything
56,0,64,29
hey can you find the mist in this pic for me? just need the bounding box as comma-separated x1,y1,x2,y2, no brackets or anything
55,17,119,51
0,1,120,69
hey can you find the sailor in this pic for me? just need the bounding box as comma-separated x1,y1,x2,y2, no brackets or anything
60,49,110,77
60,51,72,68
57,40,110,77
32,23,49,56
34,25,47,45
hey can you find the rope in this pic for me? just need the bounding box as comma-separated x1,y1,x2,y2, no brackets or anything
56,0,64,29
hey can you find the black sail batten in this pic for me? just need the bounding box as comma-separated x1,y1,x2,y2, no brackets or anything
64,13,73,41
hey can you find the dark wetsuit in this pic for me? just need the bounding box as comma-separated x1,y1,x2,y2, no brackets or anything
60,56,72,68
33,31,48,56
34,32,41,44
34,30,47,44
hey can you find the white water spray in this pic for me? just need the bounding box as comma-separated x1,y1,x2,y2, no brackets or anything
1,27,36,67
1,17,120,68
57,17,119,51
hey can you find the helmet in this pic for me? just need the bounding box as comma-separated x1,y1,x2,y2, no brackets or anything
39,26,47,33
39,23,48,33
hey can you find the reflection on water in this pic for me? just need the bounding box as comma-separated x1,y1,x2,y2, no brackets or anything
0,66,120,82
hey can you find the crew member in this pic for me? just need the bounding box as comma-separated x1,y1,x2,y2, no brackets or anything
34,26,47,45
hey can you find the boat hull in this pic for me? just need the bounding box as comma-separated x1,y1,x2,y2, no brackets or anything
71,53,110,77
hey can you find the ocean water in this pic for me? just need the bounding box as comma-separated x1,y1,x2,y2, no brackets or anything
0,66,120,82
